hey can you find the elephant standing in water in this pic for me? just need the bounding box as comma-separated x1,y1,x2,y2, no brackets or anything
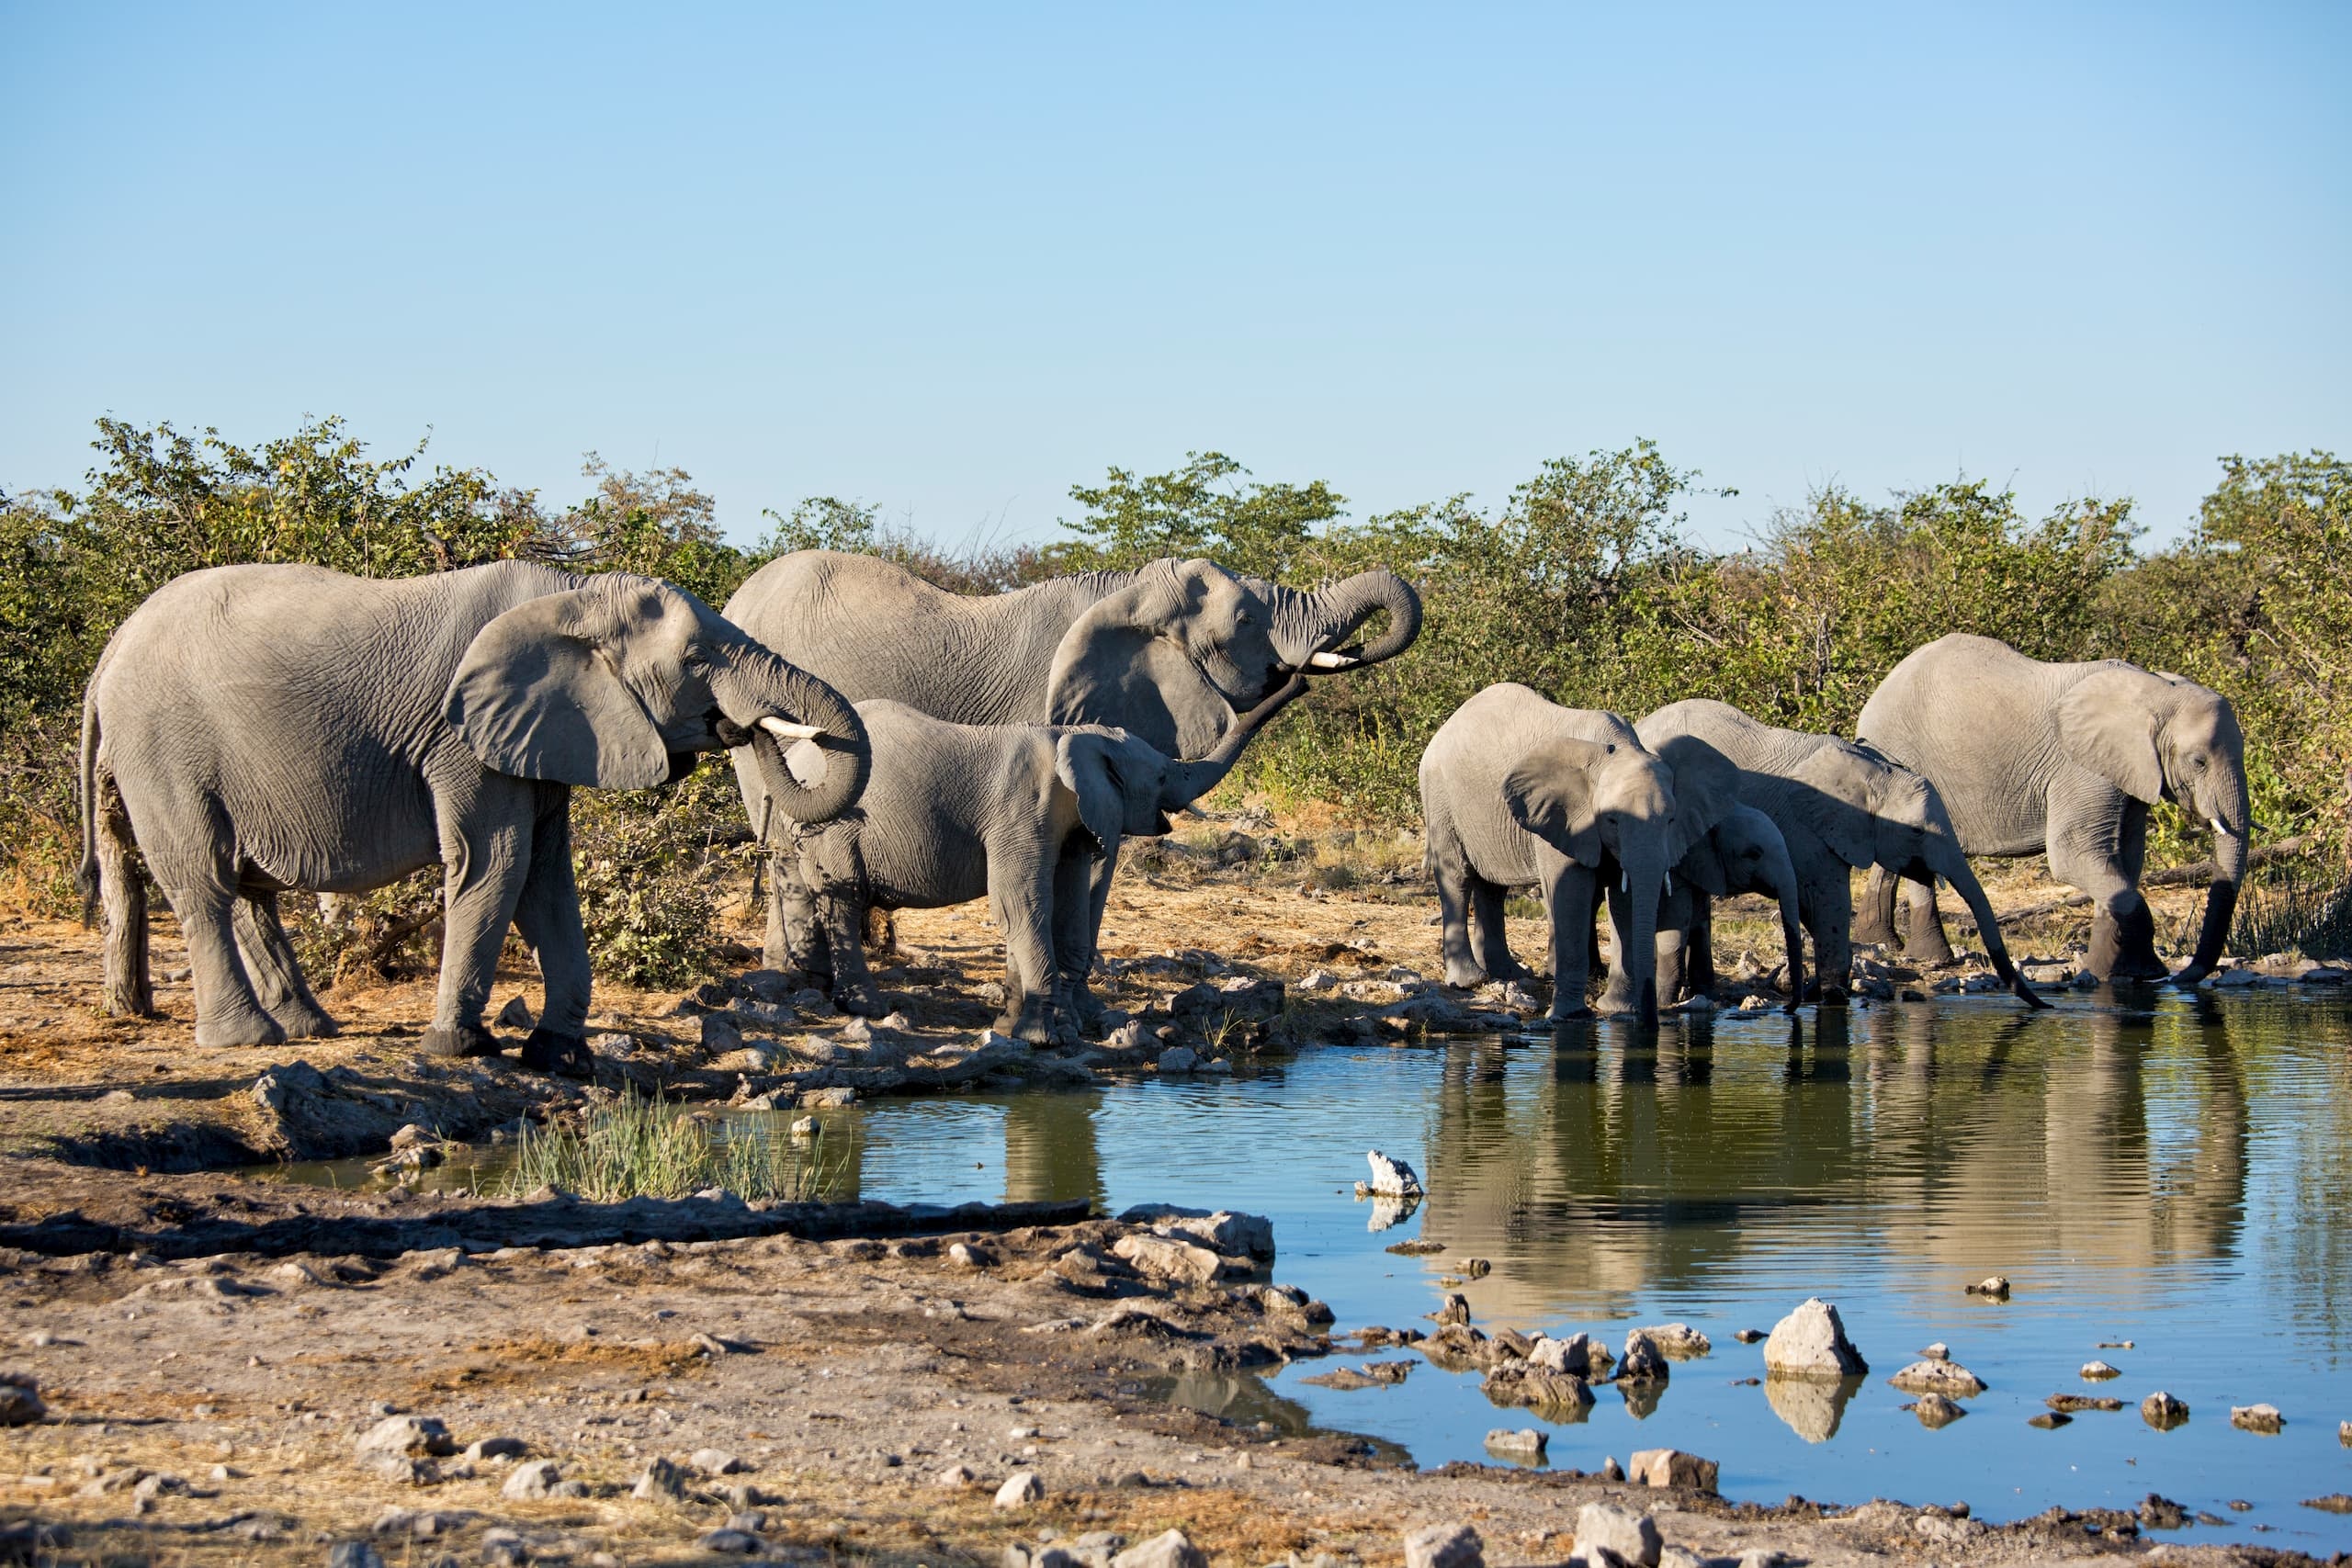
1643,795,1809,1013
724,551,1421,1021
1637,699,2044,1008
1420,684,1736,1025
1857,634,2251,983
79,563,868,1070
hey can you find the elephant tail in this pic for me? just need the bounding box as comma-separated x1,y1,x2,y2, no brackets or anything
76,680,101,927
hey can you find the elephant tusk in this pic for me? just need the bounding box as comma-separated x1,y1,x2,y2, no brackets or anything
759,716,826,743
1306,650,1358,671
1664,872,1673,897
1621,868,1630,893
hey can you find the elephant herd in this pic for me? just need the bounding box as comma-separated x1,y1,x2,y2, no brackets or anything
74,549,2252,1067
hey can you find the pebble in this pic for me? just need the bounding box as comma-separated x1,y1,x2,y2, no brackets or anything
2079,1359,2120,1380
2231,1404,2285,1433
995,1470,1045,1508
1600,1455,1624,1482
698,1529,763,1554
1574,1501,1661,1567
1906,1393,1967,1427
1919,1342,1949,1360
2141,1392,2189,1428
631,1457,684,1501
937,1462,978,1488
1628,1448,1718,1493
2028,1412,2071,1428
1110,1529,1207,1568
1617,1330,1669,1383
463,1437,525,1461
1889,1359,1986,1396
1965,1274,2011,1298
1732,1327,1765,1344
501,1459,563,1499
1482,1427,1545,1458
354,1416,453,1459
0,1375,44,1427
1401,1521,1483,1568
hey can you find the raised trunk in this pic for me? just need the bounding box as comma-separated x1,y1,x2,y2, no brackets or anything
1159,674,1310,807
1937,844,2048,1009
725,649,871,827
1265,570,1423,671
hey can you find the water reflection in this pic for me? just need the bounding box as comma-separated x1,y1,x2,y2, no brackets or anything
1001,1090,1104,1208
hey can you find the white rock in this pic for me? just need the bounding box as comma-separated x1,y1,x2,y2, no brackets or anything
1402,1521,1484,1568
2079,1360,2120,1381
1573,1501,1661,1567
993,1469,1045,1508
1889,1359,1986,1395
1110,1529,1208,1568
1762,1298,1867,1380
1634,1323,1711,1359
1482,1427,1546,1457
2231,1403,2284,1432
501,1459,561,1499
354,1416,453,1459
1365,1148,1424,1196
1627,1448,1718,1492
1113,1233,1230,1285
935,1462,978,1487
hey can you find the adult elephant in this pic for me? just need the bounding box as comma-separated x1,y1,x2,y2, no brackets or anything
724,551,1421,995
78,562,867,1070
1856,634,2250,984
1637,699,2045,1009
1420,684,1736,1025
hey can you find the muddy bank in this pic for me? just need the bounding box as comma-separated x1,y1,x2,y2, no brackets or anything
0,1188,2310,1568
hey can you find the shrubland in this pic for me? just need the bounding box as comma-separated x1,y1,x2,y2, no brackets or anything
4,418,2344,986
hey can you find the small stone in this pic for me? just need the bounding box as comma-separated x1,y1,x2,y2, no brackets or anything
1110,1529,1208,1568
1920,1341,1949,1360
462,1437,525,1461
0,1374,44,1427
2231,1403,2284,1433
1573,1501,1660,1567
2046,1393,2123,1413
1965,1274,2011,1298
994,1469,1045,1509
789,1116,818,1139
1906,1393,1967,1427
1528,1332,1593,1376
501,1459,562,1499
495,996,533,1030
1112,1233,1229,1285
1889,1359,1986,1396
1157,1045,1200,1073
1482,1427,1546,1458
355,1416,454,1459
327,1543,386,1568
1401,1521,1483,1568
688,1449,748,1477
1600,1454,1624,1482
2028,1412,2070,1428
699,1013,742,1053
948,1243,989,1269
2080,1359,2120,1380
1364,1148,1424,1196
1762,1297,1867,1379
1732,1327,1765,1344
1433,1292,1471,1325
697,1529,763,1554
2142,1391,2189,1428
937,1462,978,1488
2139,1494,2188,1529
2341,1419,2351,1445
1616,1330,1668,1383
1634,1323,1710,1359
632,1457,684,1500
1627,1448,1719,1492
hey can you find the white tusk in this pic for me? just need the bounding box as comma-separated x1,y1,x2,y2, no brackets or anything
2209,817,2229,838
1621,868,1630,892
759,716,825,743
1664,872,1673,897
1307,650,1358,671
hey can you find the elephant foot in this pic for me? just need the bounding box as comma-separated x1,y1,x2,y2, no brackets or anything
1064,985,1111,1038
1442,960,1489,990
2087,906,2168,983
836,987,888,1020
422,1021,501,1059
268,1001,340,1042
1595,975,1643,1017
1547,1003,1594,1022
195,1006,287,1049
1902,908,1955,965
997,1004,1055,1045
1811,984,1849,1009
519,1028,595,1078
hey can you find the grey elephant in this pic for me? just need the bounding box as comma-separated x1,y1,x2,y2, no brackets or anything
77,561,868,1070
1636,698,2044,1008
724,550,1420,1015
754,677,1309,1041
1420,684,1736,1025
1855,634,2250,984
1635,793,1808,1013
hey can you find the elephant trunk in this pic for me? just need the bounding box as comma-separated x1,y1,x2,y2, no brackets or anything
1935,842,2049,1010
723,649,871,828
1270,570,1423,671
1160,674,1310,807
1758,836,1808,1015
2178,785,2252,983
1613,840,1668,1028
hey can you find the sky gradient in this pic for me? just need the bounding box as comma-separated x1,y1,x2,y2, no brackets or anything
3,2,2345,551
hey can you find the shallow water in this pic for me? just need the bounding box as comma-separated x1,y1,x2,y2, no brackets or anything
276,989,2352,1544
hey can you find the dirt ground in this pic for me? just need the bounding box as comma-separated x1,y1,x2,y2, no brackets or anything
4,818,2308,1567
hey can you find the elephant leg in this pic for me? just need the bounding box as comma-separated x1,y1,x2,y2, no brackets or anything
1853,864,1902,947
95,781,155,1019
1687,891,1717,995
1800,862,1854,1004
423,796,532,1059
1060,848,1118,1034
1649,884,1696,1008
820,885,887,1019
171,877,285,1048
509,804,594,1076
1469,876,1526,982
1429,817,1487,990
989,858,1058,1044
1899,875,1956,964
1541,860,1597,1021
1052,848,1103,1042
2055,793,2165,981
232,891,337,1040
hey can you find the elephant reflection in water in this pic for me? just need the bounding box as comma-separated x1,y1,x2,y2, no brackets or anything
1000,1092,1105,1209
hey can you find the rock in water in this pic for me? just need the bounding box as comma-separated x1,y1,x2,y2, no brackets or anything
1483,1427,1546,1459
2141,1391,2189,1429
1762,1298,1867,1379
1530,1332,1594,1376
1906,1393,1967,1427
1402,1522,1484,1568
2079,1359,2120,1380
1110,1530,1207,1568
1964,1274,2011,1298
1888,1359,1986,1396
1628,1448,1719,1493
1617,1330,1669,1383
1634,1323,1711,1359
2231,1403,2284,1433
1574,1501,1661,1567
1365,1148,1424,1196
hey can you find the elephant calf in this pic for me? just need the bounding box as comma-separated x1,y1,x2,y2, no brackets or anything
79,561,868,1070
750,678,1308,1042
1420,684,1736,1024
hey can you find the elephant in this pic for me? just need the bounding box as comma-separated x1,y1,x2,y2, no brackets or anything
1635,795,1808,1013
77,561,868,1071
1636,698,2045,1009
753,676,1310,1042
723,550,1421,1019
1419,683,1736,1025
1855,634,2251,984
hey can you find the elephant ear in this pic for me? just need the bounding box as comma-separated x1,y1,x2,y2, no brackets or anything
1053,729,1132,852
1650,733,1739,869
1502,737,1609,866
446,584,672,789
1786,743,1882,869
1046,566,1233,759
2057,663,2166,805
1677,832,1732,897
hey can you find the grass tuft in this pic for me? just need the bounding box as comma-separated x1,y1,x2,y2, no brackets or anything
501,1089,841,1204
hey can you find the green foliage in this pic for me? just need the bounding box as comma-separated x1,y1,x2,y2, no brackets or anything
502,1089,838,1203
1055,449,1348,581
568,764,749,988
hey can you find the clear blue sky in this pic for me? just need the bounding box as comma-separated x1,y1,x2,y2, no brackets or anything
3,3,2345,551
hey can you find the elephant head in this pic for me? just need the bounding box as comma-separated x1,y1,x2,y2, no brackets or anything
1047,560,1419,761
1055,676,1312,849
1701,803,1808,1014
446,573,870,825
1794,741,2046,1008
2058,665,2251,982
1503,737,1679,1026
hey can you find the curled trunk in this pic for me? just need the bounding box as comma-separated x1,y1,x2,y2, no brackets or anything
729,651,871,828
1263,570,1423,670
